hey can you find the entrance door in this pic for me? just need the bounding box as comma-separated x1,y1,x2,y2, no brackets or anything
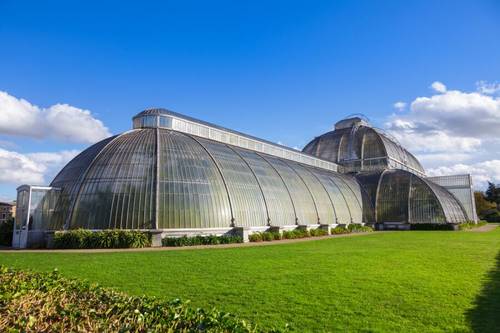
18,225,29,248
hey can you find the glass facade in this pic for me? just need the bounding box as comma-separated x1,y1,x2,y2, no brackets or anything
25,110,472,233
427,174,477,222
48,125,374,231
356,170,468,224
157,130,231,229
65,131,156,229
302,120,425,176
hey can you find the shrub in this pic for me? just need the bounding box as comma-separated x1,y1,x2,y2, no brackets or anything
0,266,285,332
410,224,455,231
309,228,328,237
348,224,374,233
52,229,151,249
271,232,282,240
163,234,243,247
458,221,488,230
249,233,263,242
484,210,500,222
0,217,14,246
261,232,274,241
331,226,350,235
219,235,244,244
282,229,310,239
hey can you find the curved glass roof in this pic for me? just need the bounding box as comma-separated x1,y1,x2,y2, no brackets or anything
302,117,425,176
132,108,339,172
49,127,367,230
356,169,467,224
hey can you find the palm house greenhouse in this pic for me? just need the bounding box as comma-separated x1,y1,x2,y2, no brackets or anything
12,109,477,248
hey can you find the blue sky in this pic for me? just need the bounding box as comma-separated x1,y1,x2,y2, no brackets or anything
1,0,500,200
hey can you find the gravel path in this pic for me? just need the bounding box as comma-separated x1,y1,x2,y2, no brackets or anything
466,223,499,232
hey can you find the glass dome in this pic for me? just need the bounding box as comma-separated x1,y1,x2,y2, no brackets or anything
302,117,425,176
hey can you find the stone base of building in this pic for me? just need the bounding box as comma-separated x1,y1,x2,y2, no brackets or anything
19,223,373,248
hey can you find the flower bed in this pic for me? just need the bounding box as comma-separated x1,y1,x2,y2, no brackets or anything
52,229,152,249
162,235,243,247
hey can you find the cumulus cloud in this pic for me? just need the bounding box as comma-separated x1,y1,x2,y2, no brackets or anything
476,80,500,95
427,160,500,189
430,81,447,93
0,91,111,143
0,148,79,185
387,81,500,189
393,101,406,111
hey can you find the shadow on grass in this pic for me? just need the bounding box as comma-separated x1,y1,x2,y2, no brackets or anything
467,251,500,332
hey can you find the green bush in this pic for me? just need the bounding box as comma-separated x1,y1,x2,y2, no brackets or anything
410,224,455,231
282,229,310,239
0,217,14,246
162,234,243,247
53,229,152,249
219,235,243,244
261,232,274,241
331,226,350,235
0,266,285,332
458,221,488,230
348,224,374,233
249,233,263,242
271,232,282,240
484,211,500,222
309,228,328,237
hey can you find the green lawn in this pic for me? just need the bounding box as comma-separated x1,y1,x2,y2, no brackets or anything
1,229,499,332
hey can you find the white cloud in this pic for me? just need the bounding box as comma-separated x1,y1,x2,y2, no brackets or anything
476,80,500,95
0,91,110,143
416,152,472,166
0,140,18,150
427,160,500,189
387,81,500,189
430,81,447,93
393,101,406,111
0,148,79,185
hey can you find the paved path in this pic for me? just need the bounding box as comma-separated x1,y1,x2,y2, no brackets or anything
466,223,499,232
0,231,380,254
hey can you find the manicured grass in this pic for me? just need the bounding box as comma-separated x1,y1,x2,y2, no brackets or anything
1,229,500,332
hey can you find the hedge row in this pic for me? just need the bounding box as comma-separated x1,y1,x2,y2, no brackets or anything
410,224,455,231
249,231,282,242
0,218,14,246
331,224,374,234
53,229,152,249
409,221,486,231
162,235,243,247
248,225,375,242
0,266,285,332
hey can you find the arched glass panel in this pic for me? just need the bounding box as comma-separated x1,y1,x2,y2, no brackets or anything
232,147,295,226
332,173,364,223
285,162,336,224
50,135,117,229
196,137,268,227
422,179,467,223
376,171,410,223
157,130,232,229
409,176,445,224
71,130,155,229
310,169,351,224
260,154,318,225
